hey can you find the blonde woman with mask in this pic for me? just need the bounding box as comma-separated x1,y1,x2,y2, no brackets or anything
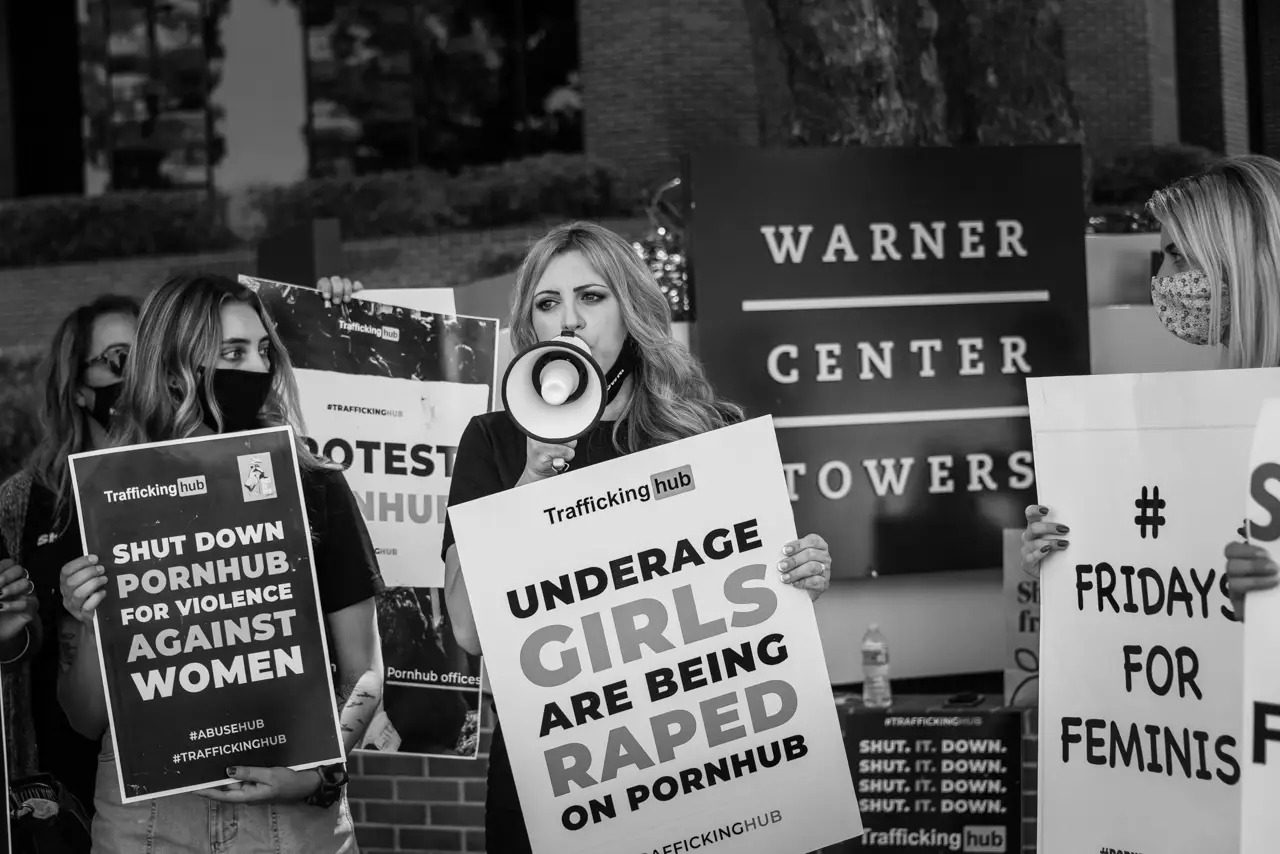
1021,154,1280,619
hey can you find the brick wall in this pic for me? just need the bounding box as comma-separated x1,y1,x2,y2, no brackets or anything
0,217,648,352
1060,0,1179,156
349,697,495,853
1176,0,1251,155
578,0,759,188
1217,0,1251,155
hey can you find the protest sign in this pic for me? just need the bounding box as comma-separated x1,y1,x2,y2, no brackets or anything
1,672,8,854
1240,398,1280,853
1028,368,1280,853
688,146,1090,578
68,426,344,801
845,708,1021,853
249,277,496,758
450,416,861,854
1003,529,1039,706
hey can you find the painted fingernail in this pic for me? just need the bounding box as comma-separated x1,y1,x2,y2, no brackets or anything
1058,540,1069,548
1056,525,1069,534
781,574,791,583
1040,544,1052,554
226,766,236,776
1038,506,1048,515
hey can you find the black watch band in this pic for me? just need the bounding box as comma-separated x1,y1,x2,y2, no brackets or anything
304,762,349,809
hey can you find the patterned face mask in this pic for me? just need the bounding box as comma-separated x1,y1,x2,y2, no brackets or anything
1150,269,1230,346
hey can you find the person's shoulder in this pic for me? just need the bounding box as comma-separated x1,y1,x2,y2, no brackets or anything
465,410,523,449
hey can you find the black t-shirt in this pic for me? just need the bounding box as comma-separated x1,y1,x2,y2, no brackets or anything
441,411,634,815
3,482,100,814
302,466,386,615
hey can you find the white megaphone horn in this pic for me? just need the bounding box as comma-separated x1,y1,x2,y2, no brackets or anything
501,329,608,445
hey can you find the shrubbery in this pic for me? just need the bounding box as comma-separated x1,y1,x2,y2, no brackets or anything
0,154,639,269
0,348,43,483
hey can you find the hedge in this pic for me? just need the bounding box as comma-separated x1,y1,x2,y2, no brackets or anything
0,154,640,270
0,348,43,484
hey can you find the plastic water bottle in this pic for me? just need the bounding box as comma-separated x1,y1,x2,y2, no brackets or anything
861,624,892,708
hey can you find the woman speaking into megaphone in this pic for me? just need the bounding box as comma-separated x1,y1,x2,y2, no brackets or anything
439,221,835,854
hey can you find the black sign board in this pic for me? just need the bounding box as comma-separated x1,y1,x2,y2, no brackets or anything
687,146,1089,577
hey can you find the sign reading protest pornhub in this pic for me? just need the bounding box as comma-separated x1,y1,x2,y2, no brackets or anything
69,426,344,801
449,417,861,854
687,146,1089,577
1028,369,1280,854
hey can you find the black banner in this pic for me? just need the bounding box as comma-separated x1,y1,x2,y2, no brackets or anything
687,146,1090,577
837,708,1023,853
69,427,343,800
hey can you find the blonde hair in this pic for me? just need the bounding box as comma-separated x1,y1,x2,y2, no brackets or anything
111,273,329,470
1148,154,1280,368
509,221,742,451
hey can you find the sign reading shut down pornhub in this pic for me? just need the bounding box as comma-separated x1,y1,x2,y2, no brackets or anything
688,146,1090,578
449,417,861,854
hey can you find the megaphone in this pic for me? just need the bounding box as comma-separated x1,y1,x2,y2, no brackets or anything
501,330,608,445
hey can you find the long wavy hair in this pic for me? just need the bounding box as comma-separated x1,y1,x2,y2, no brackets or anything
1148,154,1280,368
110,273,329,471
509,221,743,451
27,294,141,527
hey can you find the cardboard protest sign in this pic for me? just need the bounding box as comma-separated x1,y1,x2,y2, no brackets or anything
1,672,8,854
450,416,861,854
1003,529,1039,706
249,276,497,758
689,146,1089,578
1028,368,1280,853
1240,397,1280,852
69,426,344,801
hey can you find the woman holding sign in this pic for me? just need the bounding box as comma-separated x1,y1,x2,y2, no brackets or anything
440,221,835,854
1022,154,1280,618
56,274,384,853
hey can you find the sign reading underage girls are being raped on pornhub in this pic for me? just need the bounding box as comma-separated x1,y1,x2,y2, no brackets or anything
449,417,861,854
1028,368,1280,854
69,426,345,801
688,146,1090,579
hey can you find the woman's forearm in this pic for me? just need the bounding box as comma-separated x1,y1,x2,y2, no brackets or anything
443,547,481,657
335,667,383,755
57,619,108,739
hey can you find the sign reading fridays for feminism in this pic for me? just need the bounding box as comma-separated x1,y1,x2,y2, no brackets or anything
449,417,861,854
1028,368,1280,853
69,427,344,801
688,146,1090,579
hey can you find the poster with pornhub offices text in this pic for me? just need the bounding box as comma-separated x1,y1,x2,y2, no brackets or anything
248,276,498,760
687,146,1090,579
450,416,862,854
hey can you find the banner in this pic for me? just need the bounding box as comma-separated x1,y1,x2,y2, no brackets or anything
843,708,1022,853
68,426,344,801
1,668,8,854
450,416,861,854
249,277,497,758
1241,397,1280,853
688,146,1090,578
1028,368,1280,853
1003,530,1038,706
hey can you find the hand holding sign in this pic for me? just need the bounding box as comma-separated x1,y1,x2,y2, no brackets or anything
0,558,38,643
199,765,320,805
60,554,108,623
1020,505,1070,573
779,534,832,599
1223,541,1279,621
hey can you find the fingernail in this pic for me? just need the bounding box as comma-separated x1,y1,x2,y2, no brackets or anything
1038,506,1048,515
87,555,97,563
1056,525,1069,534
778,560,790,571
225,766,236,776
781,574,791,583
783,545,794,556
1057,540,1069,548
1040,544,1052,554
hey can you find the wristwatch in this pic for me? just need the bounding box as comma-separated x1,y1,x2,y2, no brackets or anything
305,763,349,808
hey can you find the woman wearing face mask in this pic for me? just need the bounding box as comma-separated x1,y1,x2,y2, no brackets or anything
0,294,138,828
1022,155,1280,618
440,221,836,854
56,274,384,853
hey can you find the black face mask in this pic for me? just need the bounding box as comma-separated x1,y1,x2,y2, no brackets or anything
603,337,640,405
200,370,272,433
85,381,123,429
